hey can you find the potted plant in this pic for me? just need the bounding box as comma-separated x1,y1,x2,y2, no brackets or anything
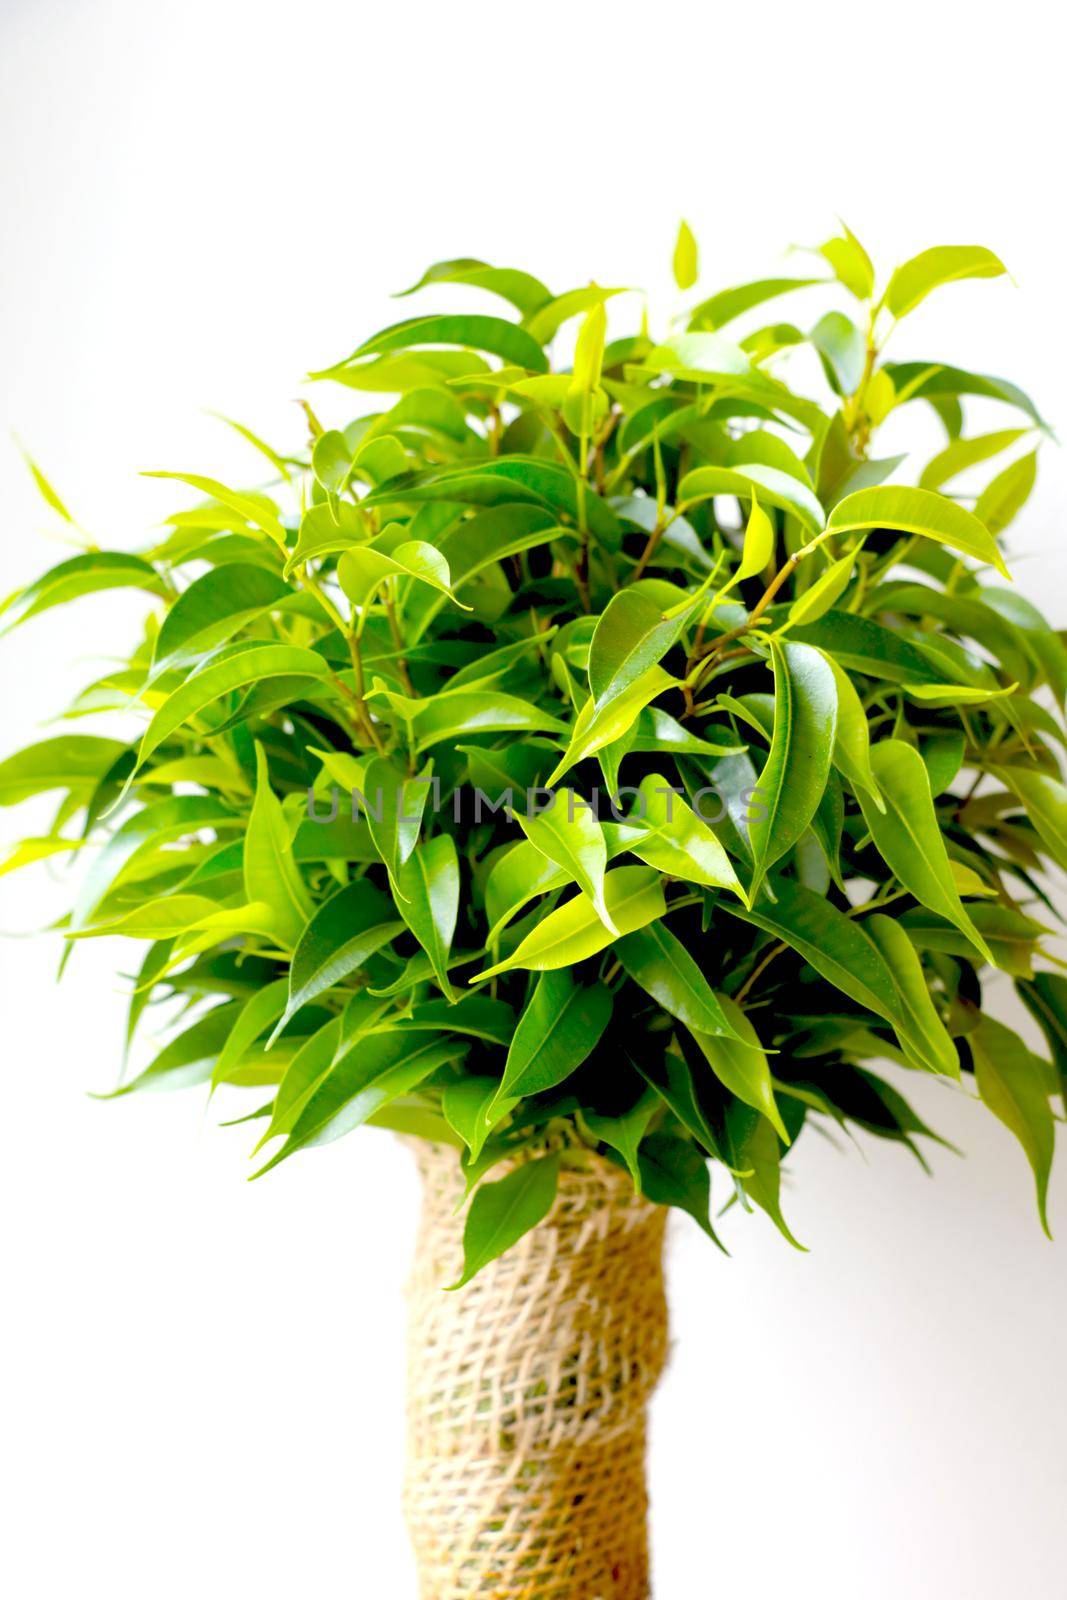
1,222,1062,1599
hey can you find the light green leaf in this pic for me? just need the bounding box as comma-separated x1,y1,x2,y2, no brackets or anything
338,539,468,611
143,471,287,548
738,495,774,581
972,1016,1055,1236
547,665,677,786
393,834,460,997
816,225,874,300
672,220,699,290
975,451,1038,536
857,740,994,965
519,790,615,932
828,484,1010,579
0,736,127,806
685,993,788,1142
786,551,855,628
471,865,665,983
991,766,1067,873
0,552,165,636
244,744,313,949
884,245,1007,319
625,772,747,899
919,429,1029,492
679,464,825,536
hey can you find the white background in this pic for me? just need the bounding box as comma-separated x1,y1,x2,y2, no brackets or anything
1,3,1065,1596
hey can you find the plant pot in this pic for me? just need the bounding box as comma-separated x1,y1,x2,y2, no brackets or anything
403,1142,669,1599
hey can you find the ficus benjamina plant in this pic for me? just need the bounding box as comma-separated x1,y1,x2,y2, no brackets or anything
2,223,1065,1278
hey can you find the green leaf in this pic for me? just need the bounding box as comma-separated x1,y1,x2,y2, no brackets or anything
134,643,330,774
748,640,837,900
738,495,774,581
637,1133,717,1241
883,362,1047,430
547,665,676,786
211,979,291,1089
679,464,825,536
688,277,823,331
257,1032,466,1174
615,922,741,1039
819,653,881,807
810,311,866,395
972,1016,1055,1236
449,1153,561,1289
0,735,127,806
374,686,567,755
362,456,620,541
338,538,467,611
152,563,292,668
672,219,699,290
244,744,313,948
489,970,612,1117
588,586,691,714
990,766,1067,873
816,226,874,300
684,993,788,1142
919,429,1030,492
392,834,460,997
0,552,165,635
975,451,1038,536
857,740,994,965
395,258,551,316
623,773,747,899
584,1090,658,1189
884,245,1007,319
471,865,666,983
325,312,549,375
518,790,615,932
361,756,432,880
828,485,1010,578
733,1110,805,1249
786,550,855,628
143,471,287,548
272,880,402,1041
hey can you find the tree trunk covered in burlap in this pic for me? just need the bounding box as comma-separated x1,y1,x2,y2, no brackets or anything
403,1143,669,1600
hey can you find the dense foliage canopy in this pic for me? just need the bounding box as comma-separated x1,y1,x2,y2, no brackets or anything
3,225,1064,1275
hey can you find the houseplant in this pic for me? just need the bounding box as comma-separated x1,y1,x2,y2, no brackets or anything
1,222,1064,1598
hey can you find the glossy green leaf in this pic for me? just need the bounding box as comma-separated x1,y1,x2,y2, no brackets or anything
273,879,402,1041
615,922,741,1039
857,740,994,965
449,1153,561,1288
244,744,313,948
471,866,665,983
519,790,615,931
393,833,460,996
828,485,1010,578
748,641,836,899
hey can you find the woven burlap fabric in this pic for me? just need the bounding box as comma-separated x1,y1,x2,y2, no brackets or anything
403,1142,669,1600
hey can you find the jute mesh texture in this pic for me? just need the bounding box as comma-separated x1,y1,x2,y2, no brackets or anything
403,1142,669,1600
